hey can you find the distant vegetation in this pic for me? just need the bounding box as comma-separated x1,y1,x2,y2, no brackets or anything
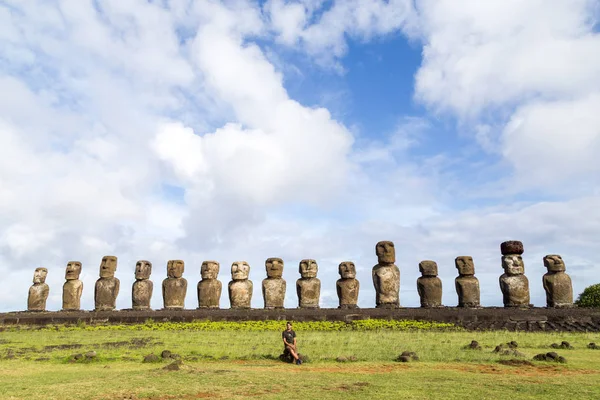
576,283,600,307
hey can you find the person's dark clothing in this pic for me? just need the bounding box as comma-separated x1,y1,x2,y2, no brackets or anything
282,329,296,345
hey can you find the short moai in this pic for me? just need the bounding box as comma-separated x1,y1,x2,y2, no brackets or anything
372,241,400,308
132,260,153,310
296,259,321,308
336,261,360,309
543,255,573,308
62,261,83,311
262,258,286,309
197,261,222,308
499,240,531,307
95,255,120,311
455,256,480,308
162,260,187,309
417,260,443,308
27,268,49,311
228,261,253,309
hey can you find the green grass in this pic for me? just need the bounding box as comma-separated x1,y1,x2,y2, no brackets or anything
1,320,600,399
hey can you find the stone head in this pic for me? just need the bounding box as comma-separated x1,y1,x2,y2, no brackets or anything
502,255,524,275
299,259,318,278
455,256,475,276
135,260,152,280
376,241,395,264
338,261,356,279
231,261,250,280
266,258,284,278
167,260,185,278
419,260,438,277
99,255,118,278
201,261,220,279
544,254,566,273
33,267,48,284
65,261,82,280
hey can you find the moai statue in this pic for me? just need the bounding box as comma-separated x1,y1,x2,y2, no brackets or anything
296,259,321,308
162,260,187,309
27,268,49,311
336,261,360,309
94,255,120,311
417,260,443,308
228,261,253,309
543,255,573,308
197,261,222,308
62,261,83,311
372,241,400,308
262,258,286,309
499,240,530,307
455,256,480,308
132,260,153,310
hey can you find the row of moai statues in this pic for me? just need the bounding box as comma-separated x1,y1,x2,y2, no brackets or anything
27,240,573,311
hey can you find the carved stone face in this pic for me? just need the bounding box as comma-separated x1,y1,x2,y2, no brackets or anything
135,260,152,280
231,261,250,280
99,256,118,278
299,259,318,278
339,261,356,279
455,256,475,276
65,261,82,280
266,258,284,278
167,260,184,278
502,255,524,275
33,267,48,284
376,241,395,264
419,260,438,276
544,254,565,272
201,261,220,279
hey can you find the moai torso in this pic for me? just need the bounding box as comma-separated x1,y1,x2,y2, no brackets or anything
162,260,187,309
372,241,400,308
336,261,359,309
499,241,530,307
542,255,573,308
417,260,442,308
197,261,222,308
62,261,83,311
455,256,480,308
228,261,253,308
296,259,321,308
262,258,286,309
28,268,49,311
132,260,153,310
95,255,120,311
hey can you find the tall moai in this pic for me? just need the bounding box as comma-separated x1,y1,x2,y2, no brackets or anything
132,260,153,310
27,268,49,311
336,261,359,309
162,260,187,309
228,261,253,309
62,261,83,311
417,260,443,308
262,258,286,309
197,261,222,308
543,254,573,308
296,259,321,308
455,256,480,307
95,255,120,311
499,240,531,307
372,241,400,308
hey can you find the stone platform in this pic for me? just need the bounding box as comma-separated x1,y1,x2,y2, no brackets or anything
1,307,600,332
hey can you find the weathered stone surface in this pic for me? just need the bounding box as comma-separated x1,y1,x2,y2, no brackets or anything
501,240,524,256
132,260,153,310
62,261,83,311
95,256,120,311
197,261,222,309
162,260,187,309
296,259,321,308
228,261,252,309
455,256,480,308
500,254,530,307
262,258,286,309
417,260,442,308
373,241,400,308
336,261,359,309
28,268,49,311
543,255,573,308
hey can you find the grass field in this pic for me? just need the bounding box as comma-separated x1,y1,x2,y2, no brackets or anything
1,320,600,399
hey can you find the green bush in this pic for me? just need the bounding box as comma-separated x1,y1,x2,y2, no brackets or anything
575,283,600,307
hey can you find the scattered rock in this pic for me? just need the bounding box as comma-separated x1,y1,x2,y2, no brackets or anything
71,353,83,361
533,352,567,363
588,342,599,349
499,349,525,357
143,354,160,363
85,351,97,360
395,351,419,362
546,352,559,360
465,340,482,350
161,350,172,359
299,354,309,363
508,341,518,349
397,355,411,362
163,360,182,371
336,356,348,362
34,357,50,362
550,341,573,349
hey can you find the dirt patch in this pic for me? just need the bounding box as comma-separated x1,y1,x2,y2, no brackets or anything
498,359,534,367
43,343,83,351
102,337,156,349
327,382,370,392
146,393,217,399
433,363,599,377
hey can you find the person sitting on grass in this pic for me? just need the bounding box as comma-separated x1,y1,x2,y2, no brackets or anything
282,321,302,365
